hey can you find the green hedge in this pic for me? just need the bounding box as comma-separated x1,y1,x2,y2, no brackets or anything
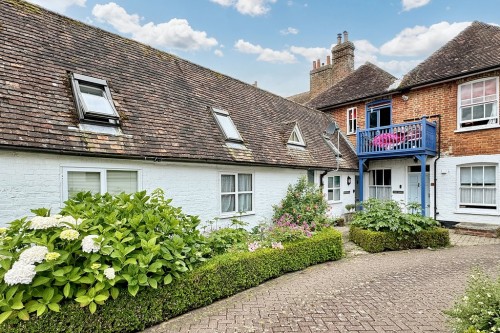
2,228,343,333
349,226,450,253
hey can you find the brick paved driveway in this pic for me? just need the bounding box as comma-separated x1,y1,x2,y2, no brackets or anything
145,244,500,333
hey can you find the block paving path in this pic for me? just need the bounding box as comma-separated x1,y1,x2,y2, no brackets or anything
144,234,500,333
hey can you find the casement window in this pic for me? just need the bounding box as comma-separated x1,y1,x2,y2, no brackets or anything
63,168,139,200
288,124,306,147
327,176,341,202
458,77,499,129
212,108,243,142
459,165,497,209
347,107,357,134
70,74,120,125
369,169,391,200
220,173,253,214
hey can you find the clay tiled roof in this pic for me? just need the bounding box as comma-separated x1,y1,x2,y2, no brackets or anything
0,0,357,170
400,22,500,88
307,63,397,109
287,91,312,105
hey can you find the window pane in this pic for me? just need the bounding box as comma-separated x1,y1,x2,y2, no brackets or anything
107,171,138,194
334,176,340,187
68,171,100,198
484,166,496,185
80,85,115,116
461,83,471,103
334,189,340,201
238,174,252,191
327,190,333,201
472,105,484,120
221,194,235,213
484,79,496,96
383,169,391,186
215,113,241,140
461,107,472,121
471,167,483,186
368,186,376,198
460,188,471,203
471,188,483,204
238,193,252,212
289,130,299,142
460,167,471,185
375,170,383,185
328,177,333,188
221,175,235,193
484,188,496,204
485,103,496,117
472,81,484,99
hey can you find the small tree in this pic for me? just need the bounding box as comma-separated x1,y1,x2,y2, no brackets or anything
272,177,328,227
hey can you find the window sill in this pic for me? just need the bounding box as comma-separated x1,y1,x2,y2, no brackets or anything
454,208,500,216
219,212,255,219
346,132,356,136
454,124,500,133
327,200,342,204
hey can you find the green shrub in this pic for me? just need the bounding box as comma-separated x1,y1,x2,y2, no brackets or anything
205,219,249,255
272,177,328,227
0,190,207,323
446,269,500,333
349,226,450,253
351,199,440,239
1,228,343,333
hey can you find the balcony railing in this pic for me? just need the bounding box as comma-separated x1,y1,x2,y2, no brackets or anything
357,118,437,158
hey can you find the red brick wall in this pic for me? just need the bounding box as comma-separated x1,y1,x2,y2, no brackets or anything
325,71,500,156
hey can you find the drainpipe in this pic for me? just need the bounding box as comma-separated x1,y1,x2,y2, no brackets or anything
433,115,442,221
319,170,329,188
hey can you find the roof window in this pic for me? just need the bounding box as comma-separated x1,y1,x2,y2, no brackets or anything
211,108,243,142
70,73,120,125
288,124,306,147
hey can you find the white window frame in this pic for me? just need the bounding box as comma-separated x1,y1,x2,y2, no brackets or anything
457,164,497,210
219,172,254,216
211,108,243,143
457,77,499,131
327,175,341,203
346,107,357,135
70,73,120,125
288,124,306,147
369,169,392,200
62,167,142,202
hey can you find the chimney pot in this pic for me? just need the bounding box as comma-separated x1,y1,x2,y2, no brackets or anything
343,30,348,42
316,59,320,68
337,33,342,45
312,61,316,69
326,55,331,65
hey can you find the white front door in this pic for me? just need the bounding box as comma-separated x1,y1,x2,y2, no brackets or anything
408,172,430,216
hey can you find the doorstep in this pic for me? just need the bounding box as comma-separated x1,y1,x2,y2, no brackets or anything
454,222,500,238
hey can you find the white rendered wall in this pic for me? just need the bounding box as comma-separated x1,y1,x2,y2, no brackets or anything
317,170,358,218
436,154,500,225
0,150,307,228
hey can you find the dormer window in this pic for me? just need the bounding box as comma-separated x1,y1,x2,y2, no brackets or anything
70,73,120,125
212,108,243,142
288,124,306,147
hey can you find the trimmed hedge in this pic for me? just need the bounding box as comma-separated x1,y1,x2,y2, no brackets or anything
2,228,343,333
349,226,450,253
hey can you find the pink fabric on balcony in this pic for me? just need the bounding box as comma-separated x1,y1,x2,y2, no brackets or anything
371,132,406,149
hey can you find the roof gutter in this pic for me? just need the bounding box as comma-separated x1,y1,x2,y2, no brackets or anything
0,144,357,172
316,64,500,111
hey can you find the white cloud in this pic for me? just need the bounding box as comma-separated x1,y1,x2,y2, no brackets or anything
401,0,431,11
280,27,299,35
25,0,85,13
210,0,277,16
214,49,224,57
289,46,329,62
92,2,218,51
380,21,470,56
235,39,296,63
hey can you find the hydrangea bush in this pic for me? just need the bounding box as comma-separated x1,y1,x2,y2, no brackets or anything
0,189,207,323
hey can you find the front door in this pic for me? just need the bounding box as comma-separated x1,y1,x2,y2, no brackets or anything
408,172,430,216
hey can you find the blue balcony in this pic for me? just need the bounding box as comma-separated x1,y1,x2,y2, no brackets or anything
356,118,437,159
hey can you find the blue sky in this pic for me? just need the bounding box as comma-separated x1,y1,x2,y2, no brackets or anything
27,0,500,97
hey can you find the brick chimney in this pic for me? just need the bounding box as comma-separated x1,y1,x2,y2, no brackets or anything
309,31,355,99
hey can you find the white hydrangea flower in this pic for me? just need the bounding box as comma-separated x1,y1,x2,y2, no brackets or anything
29,216,61,230
18,245,49,264
104,267,115,280
82,235,100,253
58,215,77,225
4,261,37,285
60,229,80,241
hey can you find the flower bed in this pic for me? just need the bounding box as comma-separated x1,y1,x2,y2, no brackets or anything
1,228,343,333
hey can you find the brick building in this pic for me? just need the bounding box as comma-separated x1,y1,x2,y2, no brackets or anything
302,22,500,227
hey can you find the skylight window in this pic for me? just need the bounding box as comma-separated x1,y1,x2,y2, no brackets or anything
212,108,243,142
70,73,120,125
288,124,306,146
